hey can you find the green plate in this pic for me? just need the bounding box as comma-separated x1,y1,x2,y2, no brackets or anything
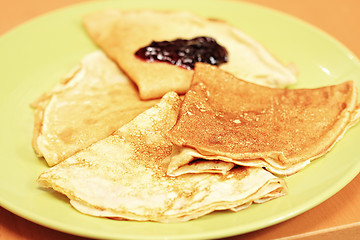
0,0,359,239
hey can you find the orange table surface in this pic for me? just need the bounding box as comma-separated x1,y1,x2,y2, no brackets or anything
1,0,360,239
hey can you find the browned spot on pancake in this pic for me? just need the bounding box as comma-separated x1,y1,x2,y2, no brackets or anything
58,127,74,143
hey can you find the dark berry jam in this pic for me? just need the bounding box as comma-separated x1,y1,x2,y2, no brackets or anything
135,36,228,70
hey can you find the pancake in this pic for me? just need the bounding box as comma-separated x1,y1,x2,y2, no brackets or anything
31,51,159,166
83,10,297,100
167,63,360,176
37,92,287,222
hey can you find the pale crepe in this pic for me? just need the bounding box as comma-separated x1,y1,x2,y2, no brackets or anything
168,63,360,176
31,51,159,166
37,92,287,222
83,10,297,100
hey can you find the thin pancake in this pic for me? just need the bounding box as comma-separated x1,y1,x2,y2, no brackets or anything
168,63,360,176
83,10,296,100
31,51,159,166
37,92,287,222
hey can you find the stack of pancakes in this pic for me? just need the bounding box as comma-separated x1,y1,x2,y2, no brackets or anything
32,10,360,222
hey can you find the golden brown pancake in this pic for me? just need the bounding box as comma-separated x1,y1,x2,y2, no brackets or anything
37,92,287,222
168,63,360,176
83,10,297,100
31,51,159,166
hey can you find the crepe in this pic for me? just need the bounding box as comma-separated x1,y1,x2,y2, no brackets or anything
37,92,287,222
167,63,360,176
31,51,159,166
83,10,297,100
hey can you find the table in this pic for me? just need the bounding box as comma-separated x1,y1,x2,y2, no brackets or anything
1,0,360,239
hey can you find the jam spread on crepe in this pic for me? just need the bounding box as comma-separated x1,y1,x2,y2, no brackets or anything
135,36,228,70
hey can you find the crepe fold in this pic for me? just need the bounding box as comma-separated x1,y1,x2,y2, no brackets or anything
83,10,296,100
31,51,158,166
167,63,360,176
37,92,287,222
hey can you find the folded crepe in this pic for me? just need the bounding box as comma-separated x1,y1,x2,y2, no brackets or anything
31,51,159,166
37,92,287,222
167,63,360,176
83,10,296,100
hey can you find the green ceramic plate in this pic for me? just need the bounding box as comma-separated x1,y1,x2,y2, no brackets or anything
0,0,359,239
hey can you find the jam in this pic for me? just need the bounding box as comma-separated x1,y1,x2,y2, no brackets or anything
135,36,228,70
